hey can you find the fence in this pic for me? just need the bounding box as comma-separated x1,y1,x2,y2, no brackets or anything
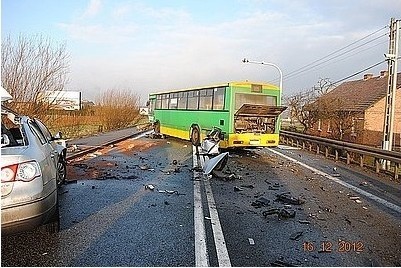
280,130,401,180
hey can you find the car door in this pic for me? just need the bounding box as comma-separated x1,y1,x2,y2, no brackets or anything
28,120,58,184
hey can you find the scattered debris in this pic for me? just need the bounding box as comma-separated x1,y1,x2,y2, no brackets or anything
251,197,271,208
73,163,89,169
240,184,255,189
290,231,303,240
139,164,150,170
276,193,305,205
172,160,178,165
248,238,255,245
263,208,296,219
271,258,297,267
158,190,185,196
359,181,368,186
145,184,155,191
147,133,164,139
234,186,244,192
298,220,311,224
349,196,360,201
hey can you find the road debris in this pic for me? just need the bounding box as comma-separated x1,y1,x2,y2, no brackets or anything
263,208,296,219
251,197,271,208
276,193,305,205
234,186,244,192
271,258,297,267
158,190,186,196
290,231,304,240
298,219,311,224
248,238,255,245
145,184,155,190
139,164,150,170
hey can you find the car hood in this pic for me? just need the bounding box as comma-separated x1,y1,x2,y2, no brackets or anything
1,146,30,167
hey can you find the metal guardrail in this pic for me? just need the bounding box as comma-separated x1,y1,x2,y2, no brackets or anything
280,130,401,180
66,129,153,161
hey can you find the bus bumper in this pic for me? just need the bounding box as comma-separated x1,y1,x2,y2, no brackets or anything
221,133,280,148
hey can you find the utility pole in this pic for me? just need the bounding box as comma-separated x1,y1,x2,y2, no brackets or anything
382,18,400,167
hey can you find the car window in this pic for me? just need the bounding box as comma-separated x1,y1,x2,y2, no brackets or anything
28,120,47,145
34,119,53,141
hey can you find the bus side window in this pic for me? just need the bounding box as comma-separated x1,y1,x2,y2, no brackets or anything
177,91,187,109
156,95,162,109
213,87,225,110
170,93,178,109
199,89,213,110
187,90,199,110
161,93,169,109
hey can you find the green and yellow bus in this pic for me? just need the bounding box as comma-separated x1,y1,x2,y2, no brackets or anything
147,81,286,148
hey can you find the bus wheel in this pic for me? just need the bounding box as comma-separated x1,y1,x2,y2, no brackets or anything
190,125,201,146
154,120,161,133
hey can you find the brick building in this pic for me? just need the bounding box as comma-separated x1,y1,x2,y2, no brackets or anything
308,72,401,149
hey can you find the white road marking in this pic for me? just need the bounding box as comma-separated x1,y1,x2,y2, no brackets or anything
204,179,232,267
193,146,232,267
268,148,401,214
193,149,209,267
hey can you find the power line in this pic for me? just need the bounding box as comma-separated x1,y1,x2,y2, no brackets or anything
284,31,388,81
332,60,386,85
283,26,388,80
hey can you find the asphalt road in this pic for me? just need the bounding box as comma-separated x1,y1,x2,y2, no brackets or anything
1,132,401,266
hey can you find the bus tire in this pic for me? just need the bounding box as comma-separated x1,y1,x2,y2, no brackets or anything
154,120,161,133
190,124,201,146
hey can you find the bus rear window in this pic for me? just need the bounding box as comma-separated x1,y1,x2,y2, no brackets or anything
235,93,276,110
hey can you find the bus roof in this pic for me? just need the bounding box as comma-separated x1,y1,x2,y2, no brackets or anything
149,81,279,96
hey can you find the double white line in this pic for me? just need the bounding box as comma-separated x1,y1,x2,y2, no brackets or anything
193,147,231,267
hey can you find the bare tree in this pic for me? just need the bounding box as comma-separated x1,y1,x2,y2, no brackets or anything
96,88,141,131
286,78,335,133
312,77,335,95
1,34,69,120
285,89,319,132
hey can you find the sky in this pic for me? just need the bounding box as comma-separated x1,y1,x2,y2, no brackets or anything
2,0,400,103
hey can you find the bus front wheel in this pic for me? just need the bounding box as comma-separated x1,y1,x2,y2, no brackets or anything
154,120,160,133
190,125,201,146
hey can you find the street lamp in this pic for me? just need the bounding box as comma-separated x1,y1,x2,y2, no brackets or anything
242,58,283,91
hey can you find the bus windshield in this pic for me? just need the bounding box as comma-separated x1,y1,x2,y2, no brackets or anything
235,93,276,110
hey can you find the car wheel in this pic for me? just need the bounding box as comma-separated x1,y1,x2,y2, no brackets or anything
190,125,201,146
57,159,67,186
154,120,161,133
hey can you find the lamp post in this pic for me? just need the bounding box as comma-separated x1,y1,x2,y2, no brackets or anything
242,58,283,91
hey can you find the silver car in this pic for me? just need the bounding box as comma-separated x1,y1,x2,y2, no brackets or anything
1,106,67,234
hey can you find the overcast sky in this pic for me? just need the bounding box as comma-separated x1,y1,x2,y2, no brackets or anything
2,0,400,103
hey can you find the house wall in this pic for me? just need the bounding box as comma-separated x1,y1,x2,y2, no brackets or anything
362,89,401,147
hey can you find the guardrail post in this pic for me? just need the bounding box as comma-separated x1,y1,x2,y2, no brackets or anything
360,155,364,168
375,158,380,173
395,164,399,181
302,141,305,150
309,143,312,152
347,152,351,165
335,150,339,161
316,144,320,155
325,147,329,158
296,140,299,148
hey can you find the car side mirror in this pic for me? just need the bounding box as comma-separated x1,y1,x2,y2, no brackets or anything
54,131,63,140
